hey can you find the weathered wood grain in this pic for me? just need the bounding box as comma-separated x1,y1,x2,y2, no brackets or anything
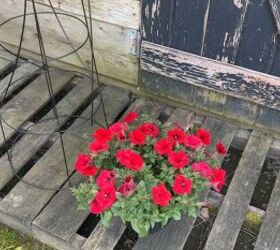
141,41,280,109
202,0,249,63
0,0,139,85
204,131,273,250
235,0,278,75
0,69,73,146
133,117,237,250
269,0,280,34
0,86,130,235
33,0,140,30
0,77,94,190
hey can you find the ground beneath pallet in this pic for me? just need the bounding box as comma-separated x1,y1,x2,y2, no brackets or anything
0,53,280,250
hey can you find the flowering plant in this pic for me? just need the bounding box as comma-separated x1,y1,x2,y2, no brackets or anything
72,112,227,237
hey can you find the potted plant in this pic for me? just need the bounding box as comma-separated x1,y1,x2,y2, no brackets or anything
72,112,227,237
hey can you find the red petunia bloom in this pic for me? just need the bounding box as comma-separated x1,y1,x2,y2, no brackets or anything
129,129,146,145
184,135,203,150
118,176,137,196
109,122,128,141
211,168,226,192
167,128,186,144
138,122,160,138
196,128,211,145
88,141,109,153
216,142,227,155
96,170,116,189
173,174,192,195
154,138,173,155
168,151,189,169
95,186,117,210
93,128,113,143
122,111,138,123
151,183,172,207
192,162,213,178
116,149,144,171
90,199,103,214
75,153,98,176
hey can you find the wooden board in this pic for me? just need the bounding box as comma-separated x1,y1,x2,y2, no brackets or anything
0,0,139,85
141,41,280,110
0,77,95,190
204,131,273,250
33,0,140,30
269,0,280,34
0,86,130,234
133,116,237,250
0,69,74,146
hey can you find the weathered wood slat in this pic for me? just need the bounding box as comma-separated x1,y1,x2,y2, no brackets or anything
204,131,273,250
269,0,280,34
0,0,139,85
141,41,280,110
33,0,140,30
0,69,73,147
133,117,237,250
0,78,94,190
202,0,249,63
0,86,130,234
0,63,40,98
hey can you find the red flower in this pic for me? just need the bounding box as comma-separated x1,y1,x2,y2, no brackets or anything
118,176,136,196
122,111,138,123
75,154,98,176
184,135,203,150
196,128,211,145
116,149,144,171
192,162,213,178
151,183,172,207
138,122,160,138
93,128,112,143
167,128,186,143
109,122,128,141
216,142,227,155
168,151,189,169
154,138,173,155
88,141,109,153
95,186,116,209
96,170,116,189
211,168,226,192
129,129,146,145
173,174,192,195
90,199,103,214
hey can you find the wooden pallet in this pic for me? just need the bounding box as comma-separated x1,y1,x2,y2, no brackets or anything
0,61,280,250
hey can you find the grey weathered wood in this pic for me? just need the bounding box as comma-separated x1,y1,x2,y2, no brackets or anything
0,69,74,146
269,0,280,34
141,41,280,110
204,131,273,250
0,48,15,74
0,86,130,234
133,117,237,250
0,77,95,190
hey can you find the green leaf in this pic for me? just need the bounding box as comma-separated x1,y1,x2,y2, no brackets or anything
187,206,197,218
101,211,113,226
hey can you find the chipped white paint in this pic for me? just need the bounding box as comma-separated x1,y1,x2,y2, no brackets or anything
233,0,243,9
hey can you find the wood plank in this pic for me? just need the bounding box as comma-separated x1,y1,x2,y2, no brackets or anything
269,0,280,34
254,153,280,250
0,77,94,190
33,0,140,30
0,63,40,98
204,131,273,250
202,0,249,63
133,117,237,250
32,99,165,247
0,69,73,146
141,41,280,110
235,0,278,75
0,0,139,85
0,86,130,235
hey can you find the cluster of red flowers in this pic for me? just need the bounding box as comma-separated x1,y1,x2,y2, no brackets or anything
74,111,228,214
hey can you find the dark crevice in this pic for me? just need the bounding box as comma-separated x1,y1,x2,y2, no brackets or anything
114,225,138,250
76,214,100,238
0,63,18,81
